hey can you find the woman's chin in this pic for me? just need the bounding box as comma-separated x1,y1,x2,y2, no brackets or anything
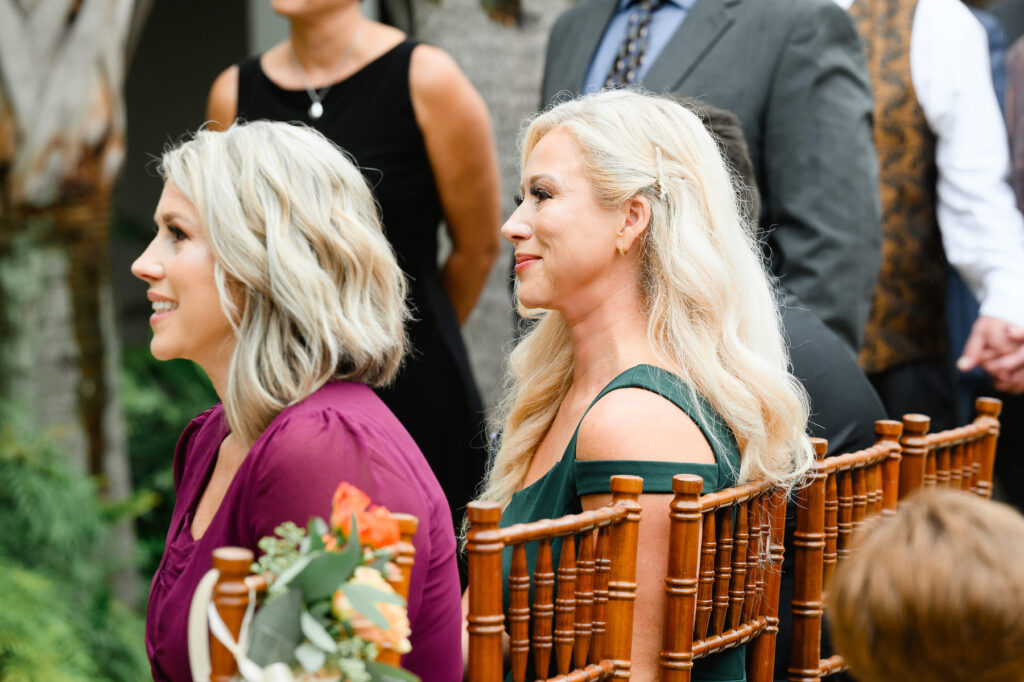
149,339,178,362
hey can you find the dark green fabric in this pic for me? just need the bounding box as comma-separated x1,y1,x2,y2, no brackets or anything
499,365,746,681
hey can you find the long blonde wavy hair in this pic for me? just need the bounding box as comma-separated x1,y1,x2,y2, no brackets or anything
160,121,408,446
479,90,813,510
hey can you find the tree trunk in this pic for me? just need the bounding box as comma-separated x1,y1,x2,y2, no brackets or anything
0,0,148,607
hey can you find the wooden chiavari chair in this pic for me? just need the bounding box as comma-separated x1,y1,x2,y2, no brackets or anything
466,475,643,682
203,513,418,681
899,397,1003,500
659,473,788,682
786,421,903,682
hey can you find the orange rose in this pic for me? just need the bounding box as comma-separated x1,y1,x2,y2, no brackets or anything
358,505,400,549
330,482,372,534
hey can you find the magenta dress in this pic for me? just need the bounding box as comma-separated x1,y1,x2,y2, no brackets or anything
145,381,463,682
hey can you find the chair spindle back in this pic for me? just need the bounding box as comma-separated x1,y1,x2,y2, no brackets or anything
466,475,643,682
660,473,788,682
787,420,903,681
901,397,1003,499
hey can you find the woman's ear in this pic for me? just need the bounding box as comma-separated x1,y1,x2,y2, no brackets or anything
616,194,652,255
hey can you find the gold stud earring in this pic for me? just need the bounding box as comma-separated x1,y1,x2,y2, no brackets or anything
618,244,627,256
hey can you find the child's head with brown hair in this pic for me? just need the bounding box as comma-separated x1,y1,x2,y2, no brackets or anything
827,487,1024,682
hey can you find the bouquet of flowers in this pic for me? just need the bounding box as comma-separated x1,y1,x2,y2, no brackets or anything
208,483,419,682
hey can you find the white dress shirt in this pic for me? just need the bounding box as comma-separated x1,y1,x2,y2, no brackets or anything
838,0,1024,329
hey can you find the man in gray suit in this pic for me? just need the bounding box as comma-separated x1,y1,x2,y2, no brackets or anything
542,0,882,355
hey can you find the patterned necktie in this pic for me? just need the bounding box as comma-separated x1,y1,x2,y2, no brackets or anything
604,0,666,88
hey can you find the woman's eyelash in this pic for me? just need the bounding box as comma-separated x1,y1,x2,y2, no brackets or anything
514,194,524,207
168,225,187,241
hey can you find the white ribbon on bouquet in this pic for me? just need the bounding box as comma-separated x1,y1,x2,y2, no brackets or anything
188,568,297,682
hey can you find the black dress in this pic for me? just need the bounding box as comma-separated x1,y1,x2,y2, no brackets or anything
236,40,487,554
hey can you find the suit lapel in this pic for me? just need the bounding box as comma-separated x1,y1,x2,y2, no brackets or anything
642,0,742,93
552,0,621,94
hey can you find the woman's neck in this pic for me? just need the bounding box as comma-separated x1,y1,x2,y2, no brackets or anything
564,280,659,394
194,342,234,405
288,4,365,74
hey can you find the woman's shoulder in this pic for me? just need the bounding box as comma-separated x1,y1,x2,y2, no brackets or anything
247,381,434,492
576,386,715,466
255,382,400,453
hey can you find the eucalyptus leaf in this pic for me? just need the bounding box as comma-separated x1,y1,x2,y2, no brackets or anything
247,587,303,667
365,660,421,682
309,516,328,539
300,609,338,653
340,583,404,630
269,552,316,595
294,642,327,673
308,599,332,620
292,550,360,601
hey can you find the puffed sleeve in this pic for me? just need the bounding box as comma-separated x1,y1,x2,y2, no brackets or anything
238,406,431,552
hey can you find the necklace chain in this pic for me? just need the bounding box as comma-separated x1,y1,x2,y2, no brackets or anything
288,29,360,120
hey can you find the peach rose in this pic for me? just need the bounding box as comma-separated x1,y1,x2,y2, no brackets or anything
331,567,411,654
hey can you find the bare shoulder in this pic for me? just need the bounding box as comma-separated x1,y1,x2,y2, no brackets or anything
206,64,239,130
409,43,470,99
409,42,488,135
577,388,715,465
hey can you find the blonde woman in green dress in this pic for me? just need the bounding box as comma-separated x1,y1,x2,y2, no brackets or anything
470,90,814,681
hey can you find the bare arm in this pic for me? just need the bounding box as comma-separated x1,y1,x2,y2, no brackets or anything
577,388,716,679
206,65,238,131
410,45,501,324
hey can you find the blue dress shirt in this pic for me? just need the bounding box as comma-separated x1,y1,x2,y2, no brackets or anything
583,0,695,93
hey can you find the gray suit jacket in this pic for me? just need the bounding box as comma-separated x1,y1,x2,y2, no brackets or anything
542,0,882,352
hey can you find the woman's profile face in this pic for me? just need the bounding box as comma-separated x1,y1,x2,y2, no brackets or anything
502,127,627,314
130,182,235,370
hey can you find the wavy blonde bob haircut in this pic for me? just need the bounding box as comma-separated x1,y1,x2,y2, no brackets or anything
160,121,408,446
479,90,812,510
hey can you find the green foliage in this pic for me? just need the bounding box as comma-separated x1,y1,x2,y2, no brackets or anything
254,521,308,575
0,420,149,681
121,344,218,577
246,521,415,681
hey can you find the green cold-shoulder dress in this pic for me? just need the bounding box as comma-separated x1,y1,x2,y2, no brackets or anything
500,364,747,682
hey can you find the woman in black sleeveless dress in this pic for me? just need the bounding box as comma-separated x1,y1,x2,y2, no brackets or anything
206,1,500,582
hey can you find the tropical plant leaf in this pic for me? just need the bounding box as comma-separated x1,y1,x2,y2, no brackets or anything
247,587,303,667
300,609,338,653
340,583,404,630
294,641,327,673
365,660,421,682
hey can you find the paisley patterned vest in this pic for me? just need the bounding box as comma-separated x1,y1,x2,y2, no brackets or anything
850,0,946,374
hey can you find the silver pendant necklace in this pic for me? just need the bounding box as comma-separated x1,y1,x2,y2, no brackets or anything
289,30,360,121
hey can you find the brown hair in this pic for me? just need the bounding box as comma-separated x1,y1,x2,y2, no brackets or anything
827,488,1024,682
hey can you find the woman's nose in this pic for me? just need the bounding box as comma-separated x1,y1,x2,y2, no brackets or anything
501,206,531,243
131,241,163,282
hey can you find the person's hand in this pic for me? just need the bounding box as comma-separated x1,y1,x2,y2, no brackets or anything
958,316,1024,394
